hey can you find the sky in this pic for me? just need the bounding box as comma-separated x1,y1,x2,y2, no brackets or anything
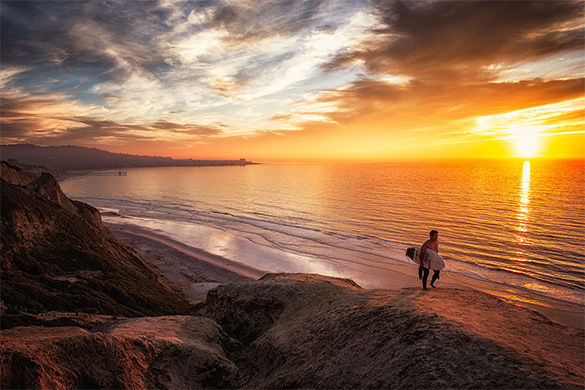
1,0,584,161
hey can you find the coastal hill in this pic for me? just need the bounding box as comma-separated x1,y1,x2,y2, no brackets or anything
0,144,253,172
0,161,190,327
2,274,583,389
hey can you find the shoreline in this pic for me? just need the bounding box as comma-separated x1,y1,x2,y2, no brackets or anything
107,221,585,330
107,222,264,302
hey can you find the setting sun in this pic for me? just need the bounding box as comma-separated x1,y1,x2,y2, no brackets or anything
514,133,541,158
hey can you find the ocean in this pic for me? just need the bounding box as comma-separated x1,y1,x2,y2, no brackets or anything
61,159,585,308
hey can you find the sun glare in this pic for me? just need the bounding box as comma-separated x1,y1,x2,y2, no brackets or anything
473,98,585,159
514,133,540,158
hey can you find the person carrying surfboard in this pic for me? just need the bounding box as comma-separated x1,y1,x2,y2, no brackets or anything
419,230,441,289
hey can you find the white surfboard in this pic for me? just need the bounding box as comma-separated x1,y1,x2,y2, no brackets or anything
405,246,446,270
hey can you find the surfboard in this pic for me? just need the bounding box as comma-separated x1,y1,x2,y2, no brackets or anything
405,246,446,270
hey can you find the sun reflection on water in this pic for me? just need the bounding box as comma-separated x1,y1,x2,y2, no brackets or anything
515,160,531,260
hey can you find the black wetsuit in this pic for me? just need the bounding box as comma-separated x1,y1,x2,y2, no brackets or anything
419,267,440,289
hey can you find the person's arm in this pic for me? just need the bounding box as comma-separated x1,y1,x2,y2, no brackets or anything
419,243,428,267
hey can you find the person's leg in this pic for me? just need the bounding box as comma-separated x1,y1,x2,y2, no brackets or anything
431,270,440,287
422,267,430,289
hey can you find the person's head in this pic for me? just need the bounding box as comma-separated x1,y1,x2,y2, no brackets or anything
429,230,438,240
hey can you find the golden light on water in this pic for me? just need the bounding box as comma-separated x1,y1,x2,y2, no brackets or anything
515,160,531,246
519,160,531,218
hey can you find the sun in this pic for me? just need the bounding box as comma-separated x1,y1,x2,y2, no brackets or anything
513,133,540,158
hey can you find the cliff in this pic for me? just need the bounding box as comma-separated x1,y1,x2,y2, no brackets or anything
0,162,190,327
1,316,237,389
2,274,583,389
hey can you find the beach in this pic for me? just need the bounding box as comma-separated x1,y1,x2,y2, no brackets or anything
104,221,585,388
106,221,460,297
107,223,262,302
61,162,585,318
107,220,585,330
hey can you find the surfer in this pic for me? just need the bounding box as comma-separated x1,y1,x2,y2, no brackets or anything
419,230,441,289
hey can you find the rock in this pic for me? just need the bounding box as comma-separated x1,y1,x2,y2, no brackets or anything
26,172,78,214
1,161,104,227
71,199,105,228
0,310,121,330
199,273,579,389
0,316,239,389
0,161,37,186
0,274,582,389
1,169,190,325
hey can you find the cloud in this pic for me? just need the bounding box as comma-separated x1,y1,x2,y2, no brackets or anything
290,0,585,149
305,76,585,126
1,0,173,82
1,0,583,158
326,0,584,81
209,0,329,43
0,93,225,146
1,0,370,138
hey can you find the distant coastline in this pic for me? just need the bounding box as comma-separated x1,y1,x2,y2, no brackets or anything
0,144,258,177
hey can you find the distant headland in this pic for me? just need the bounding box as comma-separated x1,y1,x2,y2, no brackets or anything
0,144,256,174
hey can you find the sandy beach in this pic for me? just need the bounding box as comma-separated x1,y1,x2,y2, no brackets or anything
107,221,467,301
107,223,263,302
108,221,585,330
104,221,585,388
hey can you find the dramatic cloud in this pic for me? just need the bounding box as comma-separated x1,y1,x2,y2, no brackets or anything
1,0,583,159
327,0,584,80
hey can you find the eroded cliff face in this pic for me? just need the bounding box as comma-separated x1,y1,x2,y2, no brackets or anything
0,161,37,186
0,316,238,389
2,274,583,389
200,273,583,389
0,162,190,327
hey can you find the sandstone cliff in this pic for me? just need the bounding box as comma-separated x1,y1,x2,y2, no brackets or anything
2,274,583,389
0,162,190,327
1,316,238,389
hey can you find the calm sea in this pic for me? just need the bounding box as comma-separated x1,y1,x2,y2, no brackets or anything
61,159,584,307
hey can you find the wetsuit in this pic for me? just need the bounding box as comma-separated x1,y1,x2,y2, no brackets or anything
419,267,440,289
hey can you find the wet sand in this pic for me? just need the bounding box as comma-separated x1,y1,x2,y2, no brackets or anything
107,221,584,329
108,223,263,302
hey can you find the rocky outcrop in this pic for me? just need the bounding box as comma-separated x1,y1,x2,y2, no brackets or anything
0,161,37,186
1,162,103,228
25,172,78,214
1,274,583,389
0,316,238,389
200,274,583,389
0,165,190,327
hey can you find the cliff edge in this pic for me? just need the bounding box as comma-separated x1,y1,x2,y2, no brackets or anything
0,162,190,327
2,274,583,389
